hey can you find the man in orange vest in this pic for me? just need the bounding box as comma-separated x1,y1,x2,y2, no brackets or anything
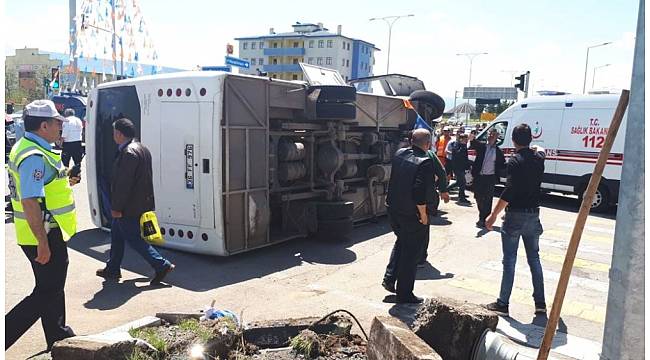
436,126,452,182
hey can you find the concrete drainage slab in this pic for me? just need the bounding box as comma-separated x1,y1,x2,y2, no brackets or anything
50,312,371,359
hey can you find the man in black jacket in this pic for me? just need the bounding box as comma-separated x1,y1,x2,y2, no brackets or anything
451,133,471,203
469,128,505,227
381,128,435,304
96,118,175,285
483,124,547,316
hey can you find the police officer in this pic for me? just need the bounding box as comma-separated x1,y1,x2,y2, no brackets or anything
382,128,436,304
5,100,80,351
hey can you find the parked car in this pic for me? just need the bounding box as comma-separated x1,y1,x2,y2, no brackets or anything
52,93,87,120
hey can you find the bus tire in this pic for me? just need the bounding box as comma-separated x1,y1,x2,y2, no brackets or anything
316,218,353,242
316,201,354,220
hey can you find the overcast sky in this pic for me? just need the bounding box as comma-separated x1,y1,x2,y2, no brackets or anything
4,0,640,108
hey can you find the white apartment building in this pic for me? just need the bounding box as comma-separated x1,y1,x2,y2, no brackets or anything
235,22,378,86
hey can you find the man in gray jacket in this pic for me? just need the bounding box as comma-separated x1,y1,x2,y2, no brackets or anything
96,118,175,285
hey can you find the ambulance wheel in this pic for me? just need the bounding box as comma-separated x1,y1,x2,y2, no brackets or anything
579,184,610,213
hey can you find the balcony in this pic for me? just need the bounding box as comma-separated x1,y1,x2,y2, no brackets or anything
263,47,306,56
263,64,302,73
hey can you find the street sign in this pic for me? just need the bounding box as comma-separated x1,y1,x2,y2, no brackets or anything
201,66,232,72
475,98,500,105
463,86,518,100
224,56,250,69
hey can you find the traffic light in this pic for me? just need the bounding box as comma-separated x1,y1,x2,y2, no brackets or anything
51,68,60,89
514,72,527,91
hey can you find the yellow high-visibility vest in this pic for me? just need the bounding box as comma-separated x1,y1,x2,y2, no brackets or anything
7,137,77,245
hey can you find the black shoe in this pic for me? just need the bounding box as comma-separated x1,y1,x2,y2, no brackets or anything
484,301,509,316
382,279,396,293
96,268,121,280
535,302,547,315
476,221,485,228
151,263,175,285
417,261,427,269
396,294,424,304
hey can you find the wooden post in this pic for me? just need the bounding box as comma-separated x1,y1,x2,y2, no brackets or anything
537,90,630,360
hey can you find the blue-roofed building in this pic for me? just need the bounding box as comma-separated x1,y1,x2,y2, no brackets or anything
235,22,379,89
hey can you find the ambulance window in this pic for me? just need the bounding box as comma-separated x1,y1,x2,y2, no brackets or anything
478,121,508,146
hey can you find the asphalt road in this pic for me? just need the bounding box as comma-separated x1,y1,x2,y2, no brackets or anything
4,171,616,359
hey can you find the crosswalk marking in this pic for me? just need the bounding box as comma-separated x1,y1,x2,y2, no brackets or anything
540,238,612,256
480,261,609,293
535,251,610,273
447,277,606,323
557,222,615,235
543,229,614,245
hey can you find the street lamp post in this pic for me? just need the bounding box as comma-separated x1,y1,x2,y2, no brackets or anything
582,42,612,93
369,14,414,74
592,63,611,89
457,52,488,87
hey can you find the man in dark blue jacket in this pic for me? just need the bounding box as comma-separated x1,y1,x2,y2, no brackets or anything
451,133,471,204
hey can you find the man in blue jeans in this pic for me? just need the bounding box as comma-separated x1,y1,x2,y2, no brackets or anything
96,118,175,285
484,123,546,316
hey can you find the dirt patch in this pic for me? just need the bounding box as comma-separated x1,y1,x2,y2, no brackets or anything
128,316,367,360
129,317,239,359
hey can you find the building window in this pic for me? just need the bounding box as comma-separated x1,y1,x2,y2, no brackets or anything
272,74,277,79
293,58,299,64
292,74,298,80
260,42,264,49
251,59,256,65
308,57,314,64
346,59,349,67
273,42,278,48
243,42,248,49
345,76,348,81
326,57,332,65
251,42,256,50
317,57,323,65
259,58,264,65
342,42,346,49
327,40,333,48
273,59,278,64
342,59,345,66
318,40,324,48
293,42,299,48
309,40,314,48
347,43,350,51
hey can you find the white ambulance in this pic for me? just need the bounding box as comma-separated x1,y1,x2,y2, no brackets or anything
473,93,627,212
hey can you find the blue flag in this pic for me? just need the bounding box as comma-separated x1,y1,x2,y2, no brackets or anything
413,113,434,132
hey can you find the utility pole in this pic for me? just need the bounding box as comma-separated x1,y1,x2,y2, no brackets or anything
582,41,612,93
601,1,644,358
457,52,487,87
369,14,414,74
69,0,77,85
592,63,611,89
